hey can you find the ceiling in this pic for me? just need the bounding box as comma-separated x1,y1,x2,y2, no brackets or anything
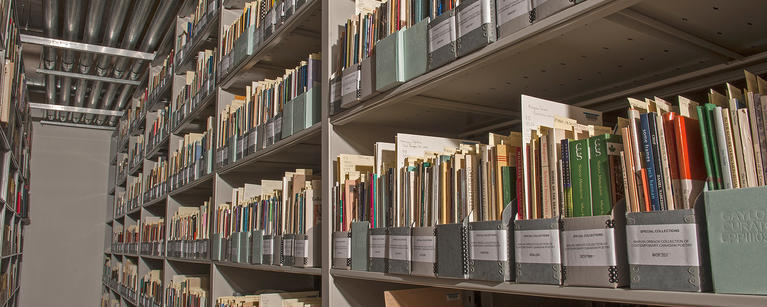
16,0,181,127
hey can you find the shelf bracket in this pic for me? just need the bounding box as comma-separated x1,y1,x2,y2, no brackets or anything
606,9,744,61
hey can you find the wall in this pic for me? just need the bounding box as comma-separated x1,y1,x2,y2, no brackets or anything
20,122,111,306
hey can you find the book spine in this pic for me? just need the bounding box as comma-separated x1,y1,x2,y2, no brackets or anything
655,112,675,210
747,93,765,185
663,113,682,208
755,94,767,182
568,138,591,217
727,106,746,188
720,109,740,188
540,135,551,218
648,113,667,210
501,166,513,209
588,135,611,216
696,106,717,190
561,139,572,218
640,114,660,211
738,109,759,187
515,147,524,220
713,107,734,189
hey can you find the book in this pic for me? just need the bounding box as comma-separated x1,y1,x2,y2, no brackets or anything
589,134,623,215
568,138,591,217
639,113,661,211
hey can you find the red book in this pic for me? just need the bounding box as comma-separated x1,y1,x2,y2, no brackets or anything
663,112,682,209
674,115,708,209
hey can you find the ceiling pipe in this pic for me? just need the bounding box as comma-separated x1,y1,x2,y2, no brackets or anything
42,0,59,120
57,0,83,121
71,0,107,123
83,0,131,124
88,0,155,124
104,0,179,125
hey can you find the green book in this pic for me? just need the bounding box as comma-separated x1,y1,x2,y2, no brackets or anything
501,166,516,209
588,134,622,216
704,104,723,189
696,106,716,190
568,138,591,217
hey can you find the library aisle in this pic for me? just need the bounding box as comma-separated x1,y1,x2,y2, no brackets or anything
9,0,767,306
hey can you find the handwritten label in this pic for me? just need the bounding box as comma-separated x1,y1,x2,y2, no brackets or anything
370,235,386,259
497,0,529,26
470,230,508,261
294,239,308,258
283,238,294,256
515,229,561,264
263,238,274,256
341,69,359,96
412,235,436,263
388,235,412,261
429,15,455,52
334,237,351,259
562,228,616,266
627,224,700,266
458,1,482,36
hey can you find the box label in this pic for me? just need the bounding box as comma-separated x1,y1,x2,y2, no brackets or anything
562,228,617,266
429,15,455,52
369,235,386,259
341,70,359,96
388,235,412,261
458,1,483,36
263,238,273,256
284,238,294,256
470,229,509,261
412,235,436,263
627,223,700,266
497,0,529,26
334,237,351,259
330,79,341,102
515,229,561,264
294,239,308,258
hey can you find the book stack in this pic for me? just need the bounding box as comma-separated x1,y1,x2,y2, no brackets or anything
176,0,217,64
0,8,22,125
117,155,128,181
110,261,120,286
149,50,174,99
217,53,320,166
112,225,124,254
121,258,138,299
118,117,129,139
220,0,265,61
216,291,321,307
171,49,217,131
167,118,214,191
126,176,143,211
115,191,126,217
124,224,139,254
168,200,211,259
147,107,169,152
128,102,144,132
144,157,168,202
129,135,144,170
140,217,165,257
139,270,163,307
165,275,208,307
100,292,110,307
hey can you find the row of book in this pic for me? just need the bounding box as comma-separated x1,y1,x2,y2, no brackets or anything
216,291,321,307
169,200,212,244
121,258,138,295
0,260,17,303
129,135,144,170
139,270,163,307
118,117,130,141
144,157,168,202
0,6,23,126
148,50,174,101
216,53,320,165
175,0,218,66
140,218,165,245
100,292,117,307
0,222,19,256
171,49,216,132
146,107,169,153
128,102,144,133
219,0,270,60
167,120,215,191
165,275,208,307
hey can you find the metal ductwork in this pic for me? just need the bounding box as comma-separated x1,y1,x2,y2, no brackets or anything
43,0,60,120
57,0,83,121
104,0,178,126
83,0,132,124
87,0,154,124
70,0,106,123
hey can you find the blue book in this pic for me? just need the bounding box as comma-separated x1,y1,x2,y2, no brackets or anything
647,112,667,210
640,113,661,211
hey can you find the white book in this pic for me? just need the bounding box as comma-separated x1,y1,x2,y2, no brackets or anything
738,109,759,187
713,107,734,189
721,109,741,189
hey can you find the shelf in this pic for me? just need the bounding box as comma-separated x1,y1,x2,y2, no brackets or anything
218,123,322,179
219,0,321,90
127,206,141,216
129,113,146,136
128,161,142,176
144,133,169,160
146,77,173,112
175,11,219,75
142,195,166,209
331,270,767,307
1,285,18,307
329,0,767,138
118,137,129,152
0,126,9,151
169,172,214,199
1,252,20,260
139,254,164,261
214,261,321,276
166,256,211,265
171,90,216,135
103,280,119,295
116,175,127,187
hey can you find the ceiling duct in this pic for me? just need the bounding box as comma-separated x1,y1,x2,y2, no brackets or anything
42,0,59,120
70,0,106,123
56,0,83,121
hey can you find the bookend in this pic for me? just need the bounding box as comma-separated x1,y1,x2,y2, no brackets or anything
368,227,388,273
332,231,352,270
340,65,360,108
626,203,711,292
387,226,413,275
282,98,294,139
514,217,562,285
211,233,225,261
456,0,496,58
283,234,296,266
427,10,457,71
496,0,532,39
468,203,514,282
436,221,469,279
375,29,405,92
351,221,370,271
403,18,429,82
531,0,575,22
293,223,320,268
273,112,283,144
247,125,258,155
227,135,237,165
411,226,437,277
705,186,767,294
262,7,278,40
262,234,277,265
359,54,377,101
561,200,629,288
282,0,295,22
293,86,320,132
273,234,284,266
232,25,259,70
329,76,343,115
249,229,264,264
236,231,251,263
